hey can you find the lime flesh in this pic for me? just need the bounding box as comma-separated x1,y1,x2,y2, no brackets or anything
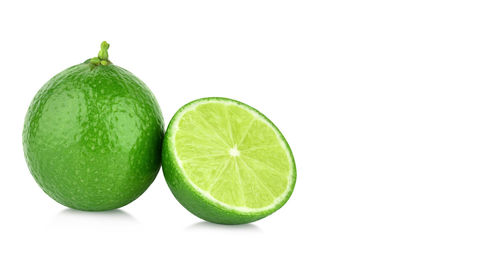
163,97,296,224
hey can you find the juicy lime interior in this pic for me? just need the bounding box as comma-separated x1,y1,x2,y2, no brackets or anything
173,100,293,210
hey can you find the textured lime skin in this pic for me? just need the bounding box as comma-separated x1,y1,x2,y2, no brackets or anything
23,62,164,211
162,97,296,224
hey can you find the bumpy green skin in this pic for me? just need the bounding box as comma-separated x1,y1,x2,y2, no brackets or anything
162,97,296,224
23,62,164,211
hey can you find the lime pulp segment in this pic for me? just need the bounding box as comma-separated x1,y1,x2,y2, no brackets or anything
171,99,295,212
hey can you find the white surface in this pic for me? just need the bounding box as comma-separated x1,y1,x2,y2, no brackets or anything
0,0,499,257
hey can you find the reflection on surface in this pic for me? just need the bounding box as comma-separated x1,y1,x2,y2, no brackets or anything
50,208,139,229
58,208,136,220
186,221,262,232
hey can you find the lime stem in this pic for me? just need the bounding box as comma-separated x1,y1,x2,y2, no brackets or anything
90,41,111,66
98,41,109,60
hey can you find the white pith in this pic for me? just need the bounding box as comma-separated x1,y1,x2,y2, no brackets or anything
229,146,240,157
170,99,295,213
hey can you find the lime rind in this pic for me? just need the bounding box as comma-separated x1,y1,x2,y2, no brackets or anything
163,97,296,223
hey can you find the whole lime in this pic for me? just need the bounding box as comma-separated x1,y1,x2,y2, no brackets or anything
23,42,164,211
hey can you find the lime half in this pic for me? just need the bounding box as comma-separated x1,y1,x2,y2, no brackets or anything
162,97,296,224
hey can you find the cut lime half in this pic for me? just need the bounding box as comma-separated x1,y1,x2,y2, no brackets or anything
162,97,296,224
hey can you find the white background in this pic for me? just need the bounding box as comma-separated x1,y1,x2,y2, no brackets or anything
1,0,499,257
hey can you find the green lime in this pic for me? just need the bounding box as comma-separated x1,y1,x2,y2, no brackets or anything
162,97,296,224
23,42,164,211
